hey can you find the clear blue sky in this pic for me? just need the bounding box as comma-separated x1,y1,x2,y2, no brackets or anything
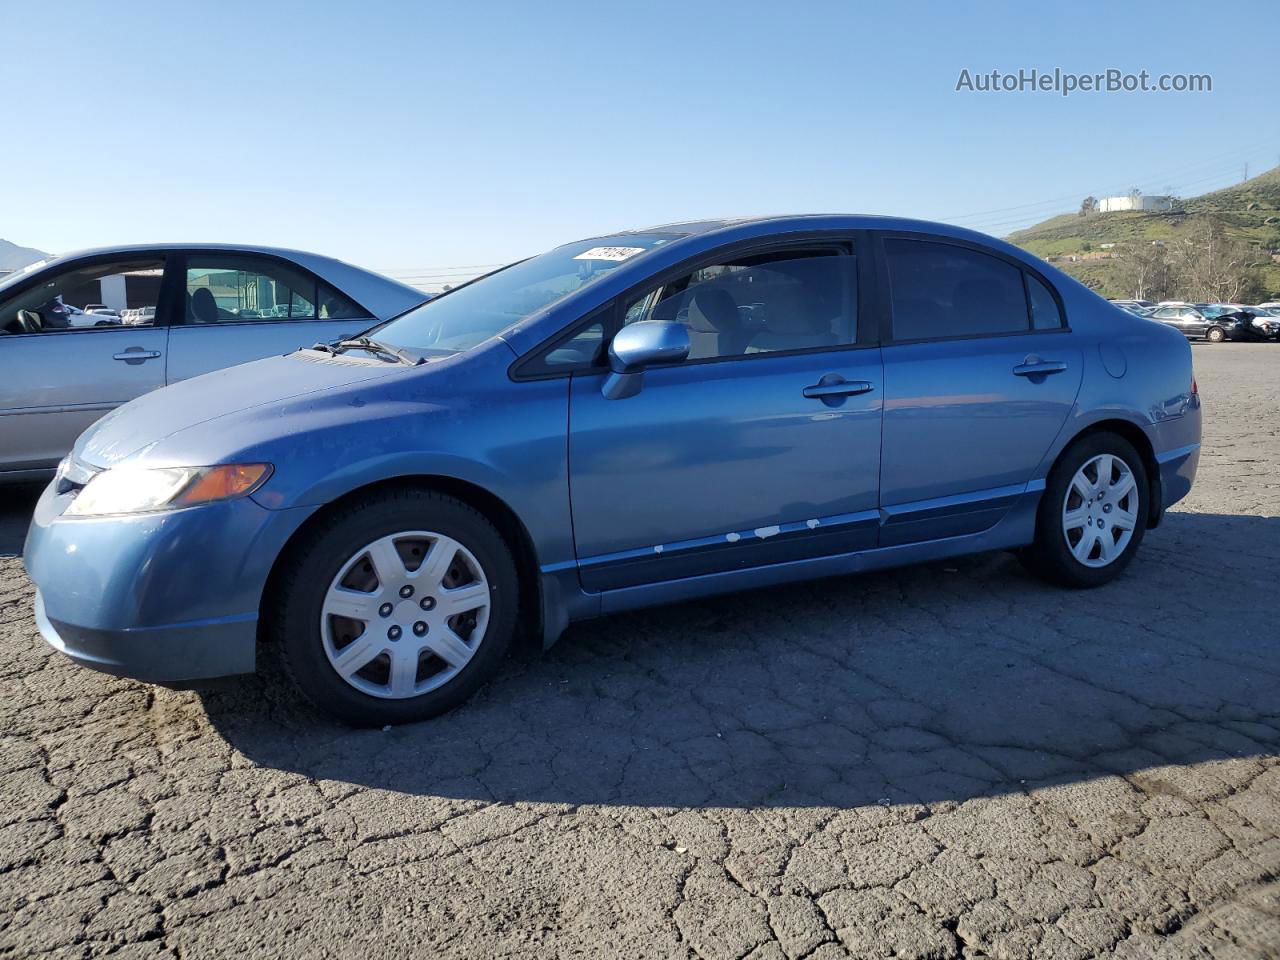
1,0,1275,286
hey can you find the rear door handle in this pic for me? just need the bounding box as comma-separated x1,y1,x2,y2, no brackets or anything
113,349,162,364
803,376,875,401
1012,358,1067,377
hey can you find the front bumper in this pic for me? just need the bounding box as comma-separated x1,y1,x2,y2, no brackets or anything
33,589,258,683
24,481,315,683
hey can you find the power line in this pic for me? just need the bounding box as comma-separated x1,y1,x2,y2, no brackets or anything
962,158,1279,236
939,136,1280,232
943,134,1280,223
378,262,505,273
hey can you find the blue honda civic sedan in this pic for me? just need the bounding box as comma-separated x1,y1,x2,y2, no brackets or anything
24,216,1201,725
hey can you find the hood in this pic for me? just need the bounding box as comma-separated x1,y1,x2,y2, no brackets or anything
73,351,404,468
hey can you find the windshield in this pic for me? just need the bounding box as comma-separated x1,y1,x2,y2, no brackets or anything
372,234,677,352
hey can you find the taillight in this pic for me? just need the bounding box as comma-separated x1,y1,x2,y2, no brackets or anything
1191,376,1198,397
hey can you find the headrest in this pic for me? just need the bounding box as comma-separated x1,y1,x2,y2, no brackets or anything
687,287,739,332
191,287,218,323
761,260,839,334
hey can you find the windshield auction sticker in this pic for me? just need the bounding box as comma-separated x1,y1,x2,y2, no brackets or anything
573,246,647,262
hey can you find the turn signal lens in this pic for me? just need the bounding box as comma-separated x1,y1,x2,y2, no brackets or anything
172,463,273,507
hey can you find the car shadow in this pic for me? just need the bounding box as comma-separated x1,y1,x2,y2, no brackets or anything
0,483,42,557
198,510,1280,809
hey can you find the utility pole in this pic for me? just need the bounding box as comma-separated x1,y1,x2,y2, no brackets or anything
1243,162,1249,182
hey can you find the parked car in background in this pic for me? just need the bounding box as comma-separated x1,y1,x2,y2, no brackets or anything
1109,299,1153,311
24,216,1201,725
1227,308,1280,341
1113,302,1156,317
83,303,120,319
0,244,428,481
1202,304,1248,320
1148,303,1239,341
64,303,120,327
1254,301,1280,312
1152,305,1218,343
121,306,156,326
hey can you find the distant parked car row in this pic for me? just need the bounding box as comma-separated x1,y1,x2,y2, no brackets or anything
1109,299,1280,342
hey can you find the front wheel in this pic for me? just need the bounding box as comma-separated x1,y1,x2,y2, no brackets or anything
1022,433,1149,588
268,489,519,726
1205,326,1226,343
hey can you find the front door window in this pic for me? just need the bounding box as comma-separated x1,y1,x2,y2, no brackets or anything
0,260,165,333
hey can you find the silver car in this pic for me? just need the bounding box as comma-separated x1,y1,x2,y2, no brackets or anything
0,244,427,482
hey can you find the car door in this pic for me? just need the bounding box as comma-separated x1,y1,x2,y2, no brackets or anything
565,240,883,592
0,255,170,477
875,235,1083,546
165,252,374,384
1184,309,1210,336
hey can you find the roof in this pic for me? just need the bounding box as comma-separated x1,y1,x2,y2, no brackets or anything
613,214,1013,248
4,242,428,320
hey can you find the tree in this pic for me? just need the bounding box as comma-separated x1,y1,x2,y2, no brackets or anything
1171,219,1266,303
1079,196,1097,217
1113,241,1174,302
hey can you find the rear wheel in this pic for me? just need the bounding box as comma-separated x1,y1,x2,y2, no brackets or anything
269,489,518,725
1022,433,1149,588
1205,326,1226,343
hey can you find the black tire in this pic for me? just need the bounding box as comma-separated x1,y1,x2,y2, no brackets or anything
267,488,519,726
1205,326,1226,343
1021,433,1150,588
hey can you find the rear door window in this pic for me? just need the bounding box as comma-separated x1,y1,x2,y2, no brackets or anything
884,239,1030,341
182,256,318,323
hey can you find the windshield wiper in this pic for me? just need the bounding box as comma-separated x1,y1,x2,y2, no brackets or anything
324,337,423,365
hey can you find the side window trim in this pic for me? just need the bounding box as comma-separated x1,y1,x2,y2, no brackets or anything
872,230,1071,345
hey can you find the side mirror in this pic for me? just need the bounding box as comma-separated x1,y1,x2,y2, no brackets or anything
602,321,690,400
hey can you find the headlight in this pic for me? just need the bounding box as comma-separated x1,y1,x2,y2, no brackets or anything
65,463,272,517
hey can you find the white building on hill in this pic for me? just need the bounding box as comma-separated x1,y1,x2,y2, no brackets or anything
1099,194,1174,213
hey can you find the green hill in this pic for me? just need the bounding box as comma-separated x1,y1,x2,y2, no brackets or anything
1006,167,1280,299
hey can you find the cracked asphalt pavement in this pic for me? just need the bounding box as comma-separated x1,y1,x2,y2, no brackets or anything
2,343,1279,959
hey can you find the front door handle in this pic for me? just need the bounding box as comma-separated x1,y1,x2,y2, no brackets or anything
802,375,875,405
113,348,162,364
1012,358,1067,377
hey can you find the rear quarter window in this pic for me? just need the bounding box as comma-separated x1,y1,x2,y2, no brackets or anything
1026,273,1064,330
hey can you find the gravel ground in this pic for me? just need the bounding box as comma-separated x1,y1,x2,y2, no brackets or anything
2,343,1278,960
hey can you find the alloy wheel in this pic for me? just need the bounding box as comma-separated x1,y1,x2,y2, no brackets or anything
1061,454,1139,568
320,530,491,699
